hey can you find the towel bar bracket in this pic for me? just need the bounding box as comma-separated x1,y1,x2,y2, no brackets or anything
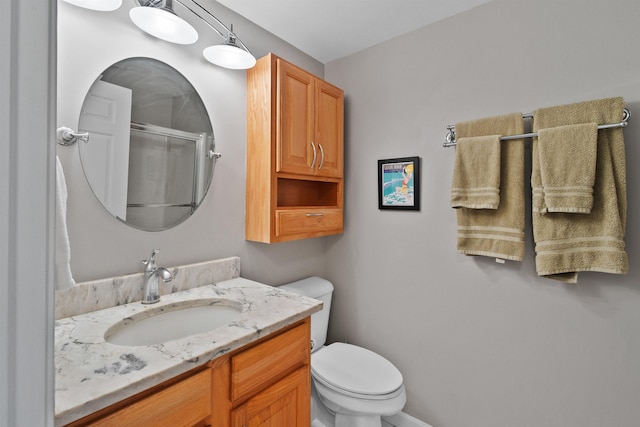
57,127,89,146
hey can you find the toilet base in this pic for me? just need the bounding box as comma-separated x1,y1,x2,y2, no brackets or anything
335,413,382,427
312,382,383,427
314,381,399,427
312,383,335,426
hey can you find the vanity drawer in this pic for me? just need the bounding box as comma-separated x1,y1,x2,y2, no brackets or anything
275,208,343,237
231,321,310,403
80,369,211,427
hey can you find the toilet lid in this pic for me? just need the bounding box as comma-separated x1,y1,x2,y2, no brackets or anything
311,342,403,396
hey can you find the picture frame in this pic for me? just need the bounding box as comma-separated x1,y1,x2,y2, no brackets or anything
378,156,420,210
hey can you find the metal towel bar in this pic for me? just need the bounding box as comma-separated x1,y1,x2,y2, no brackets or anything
443,108,630,147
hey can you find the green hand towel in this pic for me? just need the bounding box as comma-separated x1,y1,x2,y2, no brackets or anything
536,123,598,214
532,97,628,283
454,113,525,261
451,135,501,209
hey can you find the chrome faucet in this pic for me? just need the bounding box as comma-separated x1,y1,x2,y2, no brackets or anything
142,249,174,304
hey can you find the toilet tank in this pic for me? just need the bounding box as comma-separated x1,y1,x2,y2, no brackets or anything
279,276,333,351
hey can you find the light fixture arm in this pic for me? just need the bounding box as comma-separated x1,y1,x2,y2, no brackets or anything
175,0,254,56
137,0,172,11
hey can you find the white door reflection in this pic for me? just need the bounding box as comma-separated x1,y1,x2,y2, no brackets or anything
79,80,132,220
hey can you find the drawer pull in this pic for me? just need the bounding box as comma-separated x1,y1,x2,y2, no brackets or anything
305,213,324,217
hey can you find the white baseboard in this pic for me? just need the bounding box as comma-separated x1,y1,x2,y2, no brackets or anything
382,411,433,427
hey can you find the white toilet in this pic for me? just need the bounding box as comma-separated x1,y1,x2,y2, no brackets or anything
280,277,406,427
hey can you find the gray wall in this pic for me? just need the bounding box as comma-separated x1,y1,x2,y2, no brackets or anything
325,0,640,426
2,1,55,425
57,1,327,285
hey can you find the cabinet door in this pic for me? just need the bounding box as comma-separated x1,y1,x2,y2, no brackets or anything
277,60,315,176
315,80,344,178
231,367,310,427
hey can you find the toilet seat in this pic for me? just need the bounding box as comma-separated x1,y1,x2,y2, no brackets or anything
311,343,403,398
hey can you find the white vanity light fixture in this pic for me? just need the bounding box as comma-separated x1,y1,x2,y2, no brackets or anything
203,26,257,70
63,0,255,70
129,0,198,45
61,0,122,11
178,0,256,70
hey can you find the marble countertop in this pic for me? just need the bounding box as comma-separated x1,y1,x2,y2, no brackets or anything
54,277,322,426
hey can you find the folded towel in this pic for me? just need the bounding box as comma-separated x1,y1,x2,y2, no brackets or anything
451,135,501,209
536,123,598,214
454,113,525,261
532,97,628,283
55,156,76,290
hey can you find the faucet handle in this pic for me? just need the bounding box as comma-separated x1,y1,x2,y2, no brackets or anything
142,249,160,269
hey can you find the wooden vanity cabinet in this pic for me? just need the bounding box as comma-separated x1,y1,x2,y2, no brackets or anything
65,366,213,427
231,367,309,427
66,318,311,427
246,53,344,243
211,318,311,427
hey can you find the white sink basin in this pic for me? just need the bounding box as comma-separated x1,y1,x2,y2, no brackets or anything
104,299,242,346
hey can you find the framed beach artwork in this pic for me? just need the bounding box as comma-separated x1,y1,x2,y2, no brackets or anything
378,156,420,210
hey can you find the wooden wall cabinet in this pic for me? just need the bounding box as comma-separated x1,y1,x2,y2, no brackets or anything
67,319,311,427
276,59,343,178
246,53,344,243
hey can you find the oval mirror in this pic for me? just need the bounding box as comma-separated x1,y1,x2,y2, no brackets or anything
78,57,217,231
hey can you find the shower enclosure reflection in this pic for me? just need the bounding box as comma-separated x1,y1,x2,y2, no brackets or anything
78,57,217,231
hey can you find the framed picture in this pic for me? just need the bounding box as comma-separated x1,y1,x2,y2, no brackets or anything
378,156,420,210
